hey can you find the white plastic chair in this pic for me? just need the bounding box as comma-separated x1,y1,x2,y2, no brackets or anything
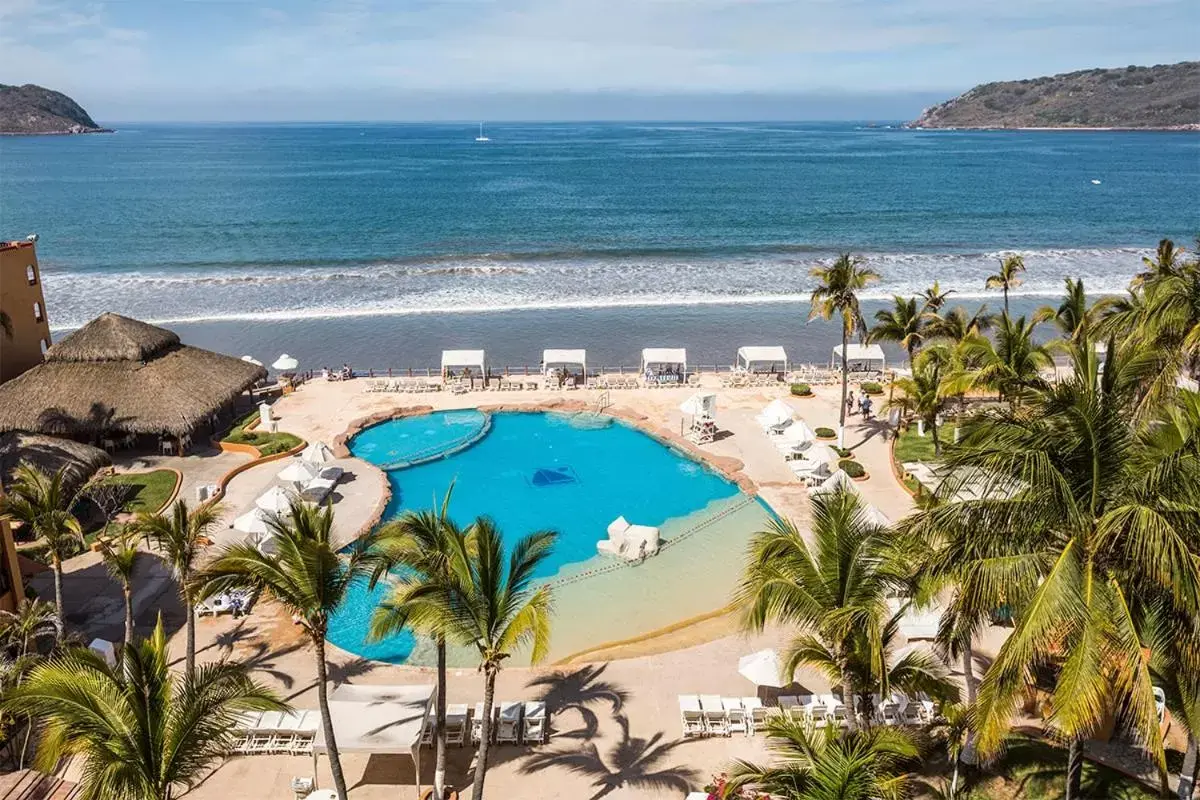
522,701,547,744
679,695,705,737
723,698,748,735
741,697,766,733
496,701,522,744
700,695,729,736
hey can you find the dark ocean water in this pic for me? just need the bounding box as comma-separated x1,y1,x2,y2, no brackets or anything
1,122,1195,367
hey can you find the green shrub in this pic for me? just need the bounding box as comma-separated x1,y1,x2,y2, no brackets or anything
815,427,836,439
833,447,854,459
222,407,303,455
840,459,866,479
860,381,884,395
790,383,812,397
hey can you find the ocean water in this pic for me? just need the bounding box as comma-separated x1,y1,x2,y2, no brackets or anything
2,123,1195,366
328,410,746,662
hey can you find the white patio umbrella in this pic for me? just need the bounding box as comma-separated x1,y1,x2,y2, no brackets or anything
272,353,299,371
241,355,264,366
233,507,271,535
277,459,320,486
255,485,295,513
300,441,336,465
738,648,786,687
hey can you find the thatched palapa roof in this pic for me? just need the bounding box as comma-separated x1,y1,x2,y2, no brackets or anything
0,433,110,498
0,313,268,437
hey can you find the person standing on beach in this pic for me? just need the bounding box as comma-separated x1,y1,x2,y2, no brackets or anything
847,391,857,417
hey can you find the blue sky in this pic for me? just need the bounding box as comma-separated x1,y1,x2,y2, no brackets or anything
1,0,1195,121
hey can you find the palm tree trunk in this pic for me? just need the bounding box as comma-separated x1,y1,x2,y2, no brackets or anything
123,583,134,648
1179,734,1197,800
931,415,941,458
313,636,349,800
472,665,498,800
842,667,857,731
839,325,849,448
950,760,960,800
434,635,447,800
183,585,196,677
1003,286,1009,316
1065,737,1084,800
960,647,979,766
51,555,64,640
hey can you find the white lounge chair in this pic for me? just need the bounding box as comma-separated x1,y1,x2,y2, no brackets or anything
445,703,469,746
522,701,547,744
472,702,496,744
597,516,660,561
741,697,766,733
700,694,729,736
496,701,522,744
723,698,748,735
679,695,705,737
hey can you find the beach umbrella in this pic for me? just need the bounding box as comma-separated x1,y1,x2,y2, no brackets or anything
738,649,785,687
760,398,793,425
679,392,716,418
300,441,336,465
233,507,271,535
277,459,320,487
241,355,264,366
88,638,117,667
255,485,295,513
272,353,299,371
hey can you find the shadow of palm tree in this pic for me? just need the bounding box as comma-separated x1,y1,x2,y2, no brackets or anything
235,640,303,689
284,656,378,703
526,664,628,741
519,714,698,800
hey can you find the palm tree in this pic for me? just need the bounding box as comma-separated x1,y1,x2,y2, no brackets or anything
0,464,83,639
1140,597,1200,800
810,253,880,447
960,314,1052,408
925,305,994,345
869,296,926,366
2,618,285,800
100,533,140,648
134,499,222,677
903,342,1200,799
887,345,957,457
737,487,903,729
442,518,556,800
723,717,921,800
367,490,469,800
985,254,1025,314
921,280,955,313
0,600,58,658
195,500,377,800
928,703,973,799
1133,237,1188,285
1036,277,1107,343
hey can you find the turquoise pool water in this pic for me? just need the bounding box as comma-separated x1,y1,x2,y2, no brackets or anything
329,410,745,663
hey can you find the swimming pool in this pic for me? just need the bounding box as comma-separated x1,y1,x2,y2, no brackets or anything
330,410,773,664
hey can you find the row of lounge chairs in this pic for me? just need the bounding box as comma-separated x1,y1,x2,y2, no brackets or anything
679,692,936,738
588,377,641,390
364,378,442,393
422,701,547,746
755,402,834,485
498,378,545,391
232,710,319,755
720,372,781,389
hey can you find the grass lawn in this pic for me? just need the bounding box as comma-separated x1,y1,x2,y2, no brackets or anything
893,422,958,464
104,469,179,515
940,737,1160,800
222,409,304,456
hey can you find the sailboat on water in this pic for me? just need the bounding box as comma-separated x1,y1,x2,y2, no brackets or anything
475,123,490,142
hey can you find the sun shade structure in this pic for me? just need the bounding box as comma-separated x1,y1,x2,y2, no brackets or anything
738,648,785,687
0,313,266,439
736,346,788,372
313,684,436,799
831,343,886,371
300,441,336,465
440,349,485,376
0,432,111,498
542,348,586,375
641,348,686,372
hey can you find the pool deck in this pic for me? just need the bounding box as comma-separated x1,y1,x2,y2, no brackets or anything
48,376,976,799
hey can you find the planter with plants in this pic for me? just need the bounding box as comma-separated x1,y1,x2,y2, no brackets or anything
840,459,868,480
815,427,837,440
860,381,884,395
789,382,813,397
833,446,855,459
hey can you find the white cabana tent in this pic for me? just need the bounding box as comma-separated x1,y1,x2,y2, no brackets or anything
542,348,587,376
831,343,885,372
313,684,436,799
441,349,485,377
736,346,788,373
641,348,687,374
